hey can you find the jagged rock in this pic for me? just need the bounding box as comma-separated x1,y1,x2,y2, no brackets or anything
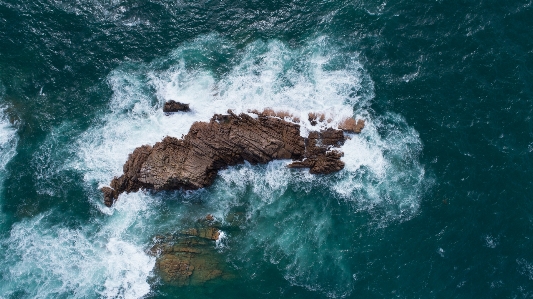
101,186,116,208
287,129,346,174
102,112,364,206
308,112,326,126
163,100,190,113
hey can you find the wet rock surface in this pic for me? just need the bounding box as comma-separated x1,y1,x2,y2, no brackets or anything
150,236,232,286
149,217,233,286
102,111,364,206
163,100,191,113
338,118,365,133
287,128,346,174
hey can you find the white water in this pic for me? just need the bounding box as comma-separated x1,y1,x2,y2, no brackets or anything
0,86,19,230
0,84,18,174
77,35,427,297
72,35,374,194
0,193,157,299
0,114,17,174
1,35,429,299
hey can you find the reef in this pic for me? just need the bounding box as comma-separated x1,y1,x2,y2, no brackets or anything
149,215,234,286
102,110,364,206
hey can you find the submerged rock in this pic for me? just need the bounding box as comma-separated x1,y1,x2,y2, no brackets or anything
151,237,229,286
102,111,364,206
149,220,233,286
163,100,190,113
181,227,220,241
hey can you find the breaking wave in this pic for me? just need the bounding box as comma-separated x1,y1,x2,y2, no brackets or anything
2,34,430,298
0,194,157,299
0,86,19,230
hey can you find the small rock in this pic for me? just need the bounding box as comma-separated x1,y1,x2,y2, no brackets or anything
163,100,191,113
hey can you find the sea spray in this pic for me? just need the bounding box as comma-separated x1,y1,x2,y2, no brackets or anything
0,84,18,175
0,89,19,230
0,108,17,174
0,194,157,299
74,35,375,195
3,35,431,298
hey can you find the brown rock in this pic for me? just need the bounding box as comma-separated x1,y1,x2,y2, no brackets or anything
150,233,233,286
102,112,363,206
163,100,191,113
157,254,194,285
339,118,365,133
181,227,220,240
101,187,116,207
287,128,346,174
308,112,326,126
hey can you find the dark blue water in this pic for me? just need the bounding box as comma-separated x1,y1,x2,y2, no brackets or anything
0,0,532,298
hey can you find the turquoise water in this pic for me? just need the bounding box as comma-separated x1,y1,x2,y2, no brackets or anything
0,0,532,298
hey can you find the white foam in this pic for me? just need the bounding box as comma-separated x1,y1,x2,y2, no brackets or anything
101,238,154,299
0,106,17,173
0,94,19,229
72,35,374,193
517,258,533,280
484,234,499,248
334,113,427,221
150,37,367,137
65,34,429,298
215,230,227,249
0,193,157,299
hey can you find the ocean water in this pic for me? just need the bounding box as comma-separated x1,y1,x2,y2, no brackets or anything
0,0,532,298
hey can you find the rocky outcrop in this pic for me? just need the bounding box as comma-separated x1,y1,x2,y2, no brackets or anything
102,111,363,206
163,100,190,113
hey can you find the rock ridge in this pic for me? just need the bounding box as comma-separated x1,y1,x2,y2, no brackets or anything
102,111,364,206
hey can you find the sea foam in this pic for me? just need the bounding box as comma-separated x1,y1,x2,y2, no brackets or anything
64,34,429,298
0,194,157,299
0,88,19,230
74,35,375,200
0,84,18,174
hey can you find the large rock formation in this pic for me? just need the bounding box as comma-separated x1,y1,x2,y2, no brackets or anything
102,111,363,206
